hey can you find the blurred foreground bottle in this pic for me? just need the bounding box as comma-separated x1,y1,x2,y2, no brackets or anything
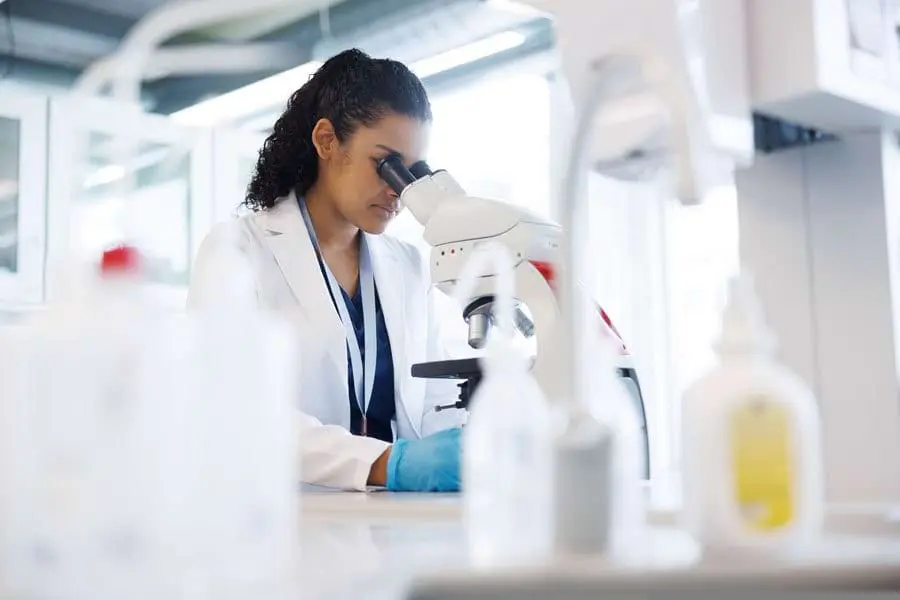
681,273,824,559
0,243,300,600
459,242,554,567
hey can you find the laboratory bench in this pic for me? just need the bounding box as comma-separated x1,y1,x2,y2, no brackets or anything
295,483,900,600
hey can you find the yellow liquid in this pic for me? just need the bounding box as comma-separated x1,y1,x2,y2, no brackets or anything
730,396,795,530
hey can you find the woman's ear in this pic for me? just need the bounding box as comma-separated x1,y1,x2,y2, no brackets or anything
311,118,338,160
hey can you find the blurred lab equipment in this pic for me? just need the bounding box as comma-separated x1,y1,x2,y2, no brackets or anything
535,0,900,507
681,274,825,556
404,0,900,593
377,155,651,480
0,245,301,600
386,427,464,493
452,241,553,567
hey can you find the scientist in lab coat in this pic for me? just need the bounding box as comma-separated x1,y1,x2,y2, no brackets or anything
187,49,465,493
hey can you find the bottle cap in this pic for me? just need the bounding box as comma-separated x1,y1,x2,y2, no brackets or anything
714,272,777,356
100,245,142,275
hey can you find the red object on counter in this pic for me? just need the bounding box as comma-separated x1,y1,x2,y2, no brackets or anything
100,245,142,275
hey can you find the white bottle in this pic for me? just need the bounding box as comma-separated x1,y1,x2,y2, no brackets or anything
681,273,824,558
457,242,554,568
0,245,169,600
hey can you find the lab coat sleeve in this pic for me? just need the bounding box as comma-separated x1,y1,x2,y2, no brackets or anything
298,413,391,490
187,222,390,491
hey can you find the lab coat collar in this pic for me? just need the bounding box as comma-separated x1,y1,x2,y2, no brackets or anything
261,193,347,395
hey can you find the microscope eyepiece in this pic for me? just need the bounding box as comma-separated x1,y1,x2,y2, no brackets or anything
409,160,433,179
376,154,416,195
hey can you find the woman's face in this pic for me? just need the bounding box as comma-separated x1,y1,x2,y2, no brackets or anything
313,112,430,234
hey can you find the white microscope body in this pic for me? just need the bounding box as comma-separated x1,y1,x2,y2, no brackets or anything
377,157,629,398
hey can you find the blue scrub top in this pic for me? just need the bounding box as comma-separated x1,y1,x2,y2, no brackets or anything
314,249,396,443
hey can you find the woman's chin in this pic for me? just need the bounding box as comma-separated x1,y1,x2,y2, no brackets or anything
359,210,396,234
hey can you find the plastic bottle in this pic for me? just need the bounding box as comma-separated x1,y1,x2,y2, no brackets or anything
0,245,169,600
680,272,824,558
457,241,554,567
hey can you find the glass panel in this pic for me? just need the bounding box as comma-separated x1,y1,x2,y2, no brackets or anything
0,116,20,274
71,132,193,286
666,186,740,466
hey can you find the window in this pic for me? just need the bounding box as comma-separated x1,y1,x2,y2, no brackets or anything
585,173,740,475
0,116,19,275
666,187,740,465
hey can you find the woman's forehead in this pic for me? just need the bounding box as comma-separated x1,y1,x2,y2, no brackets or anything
354,114,430,160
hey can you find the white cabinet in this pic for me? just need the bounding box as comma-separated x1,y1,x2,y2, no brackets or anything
46,96,213,306
0,86,48,305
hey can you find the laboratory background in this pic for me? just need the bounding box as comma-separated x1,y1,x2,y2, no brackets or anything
1,0,900,598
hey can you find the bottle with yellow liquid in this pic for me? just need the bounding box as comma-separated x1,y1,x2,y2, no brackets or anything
680,273,824,557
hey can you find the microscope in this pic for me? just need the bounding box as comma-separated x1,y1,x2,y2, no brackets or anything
377,156,650,478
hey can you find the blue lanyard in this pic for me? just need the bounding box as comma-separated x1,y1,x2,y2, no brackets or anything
299,198,378,428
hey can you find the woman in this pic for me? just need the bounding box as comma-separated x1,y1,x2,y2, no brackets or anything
187,49,465,492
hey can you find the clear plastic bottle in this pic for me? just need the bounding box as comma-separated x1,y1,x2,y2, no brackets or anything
681,272,824,558
457,242,554,567
0,245,170,600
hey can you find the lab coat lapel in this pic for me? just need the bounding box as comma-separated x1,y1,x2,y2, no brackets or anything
367,234,421,437
261,194,347,381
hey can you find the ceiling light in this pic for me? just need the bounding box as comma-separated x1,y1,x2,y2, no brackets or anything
410,31,526,79
169,30,528,127
170,60,323,127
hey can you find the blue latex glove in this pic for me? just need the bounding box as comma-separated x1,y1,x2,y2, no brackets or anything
386,427,462,492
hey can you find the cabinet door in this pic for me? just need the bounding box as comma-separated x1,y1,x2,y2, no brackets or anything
0,87,48,305
46,96,213,307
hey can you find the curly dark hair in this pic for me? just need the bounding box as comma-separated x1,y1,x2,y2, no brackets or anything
244,49,432,211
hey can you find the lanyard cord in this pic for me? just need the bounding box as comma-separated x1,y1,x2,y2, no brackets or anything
298,198,378,424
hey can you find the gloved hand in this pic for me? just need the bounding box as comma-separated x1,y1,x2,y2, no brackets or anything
386,427,462,492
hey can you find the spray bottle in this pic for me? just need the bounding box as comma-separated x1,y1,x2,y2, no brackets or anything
456,241,554,567
681,272,824,558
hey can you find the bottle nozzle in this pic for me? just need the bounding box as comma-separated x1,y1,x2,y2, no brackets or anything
714,272,777,356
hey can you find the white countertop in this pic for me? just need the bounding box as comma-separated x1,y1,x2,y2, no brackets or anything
293,485,900,600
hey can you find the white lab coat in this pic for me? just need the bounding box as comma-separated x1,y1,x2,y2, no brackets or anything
187,192,464,491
